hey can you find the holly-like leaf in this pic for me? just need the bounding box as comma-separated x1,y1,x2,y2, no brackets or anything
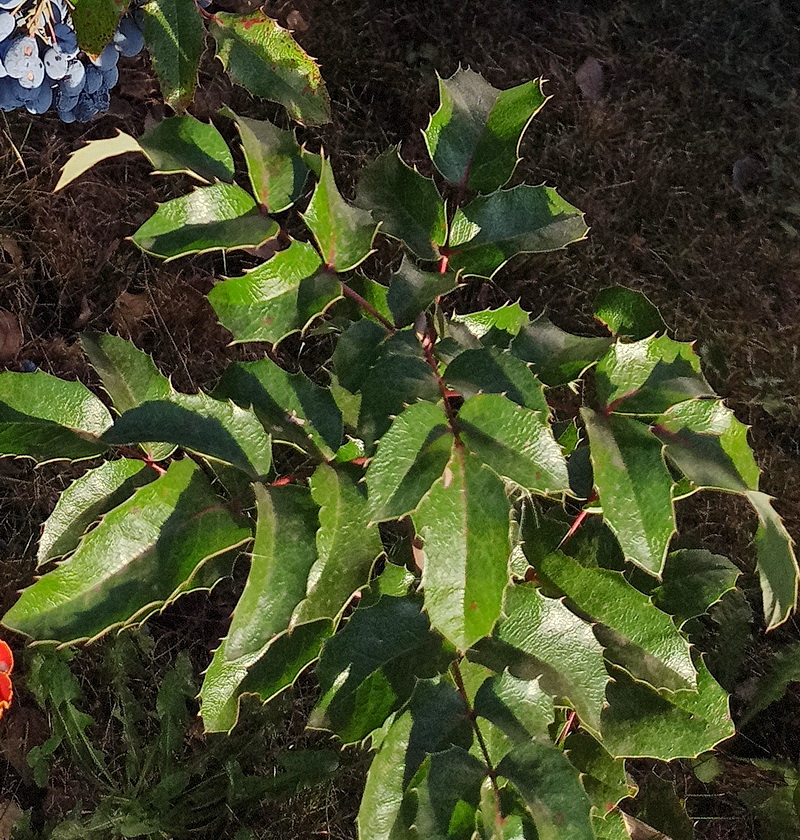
415,446,511,651
487,584,608,733
37,459,156,566
215,359,343,458
71,0,127,55
601,660,734,760
355,148,447,260
582,409,675,575
303,156,378,272
458,394,569,495
332,319,388,394
54,131,143,193
445,348,549,413
221,107,311,212
2,459,250,643
511,315,612,387
452,302,530,344
210,11,330,125
103,392,273,479
142,0,204,110
652,549,740,625
366,401,452,522
739,642,800,725
423,69,547,194
447,186,588,279
138,115,235,183
473,672,555,744
497,741,595,840
594,287,666,340
0,370,111,463
536,551,696,691
310,596,453,743
595,335,714,416
386,258,457,327
131,183,279,260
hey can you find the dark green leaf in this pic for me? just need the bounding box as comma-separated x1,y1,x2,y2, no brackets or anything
208,238,340,345
473,671,555,744
564,731,634,823
209,11,330,125
386,257,457,327
72,0,127,54
332,319,388,393
423,69,547,193
131,183,279,260
452,302,530,344
593,287,666,340
355,148,447,260
740,642,800,725
447,186,588,279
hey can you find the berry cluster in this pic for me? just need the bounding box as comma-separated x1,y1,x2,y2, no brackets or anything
0,0,144,121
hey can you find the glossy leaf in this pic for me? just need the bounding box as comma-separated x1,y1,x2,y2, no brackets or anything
138,115,235,183
0,370,111,463
310,596,452,743
131,183,279,260
103,392,273,479
215,358,343,458
458,394,569,494
415,446,511,651
72,0,127,54
3,459,250,643
303,156,378,272
209,238,340,345
221,107,310,212
386,258,457,327
423,69,547,193
331,319,388,394
366,401,452,522
356,148,447,260
209,11,330,125
447,186,588,279
511,315,612,386
142,0,204,110
594,287,665,340
37,459,156,566
582,409,675,575
473,671,555,744
536,551,696,691
452,302,530,343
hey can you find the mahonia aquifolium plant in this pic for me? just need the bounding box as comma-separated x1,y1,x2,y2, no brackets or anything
1,69,797,840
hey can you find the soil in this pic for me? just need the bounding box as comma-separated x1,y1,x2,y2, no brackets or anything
0,0,799,838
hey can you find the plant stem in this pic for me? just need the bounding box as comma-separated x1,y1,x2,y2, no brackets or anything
341,282,396,332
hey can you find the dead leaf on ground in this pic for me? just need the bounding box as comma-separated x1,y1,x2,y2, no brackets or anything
575,56,605,102
621,812,672,840
0,311,22,363
114,291,150,337
0,799,23,840
0,705,50,785
287,10,309,31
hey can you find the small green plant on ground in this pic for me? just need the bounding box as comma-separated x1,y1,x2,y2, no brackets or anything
1,69,797,839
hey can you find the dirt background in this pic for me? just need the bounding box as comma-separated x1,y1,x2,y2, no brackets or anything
0,0,799,837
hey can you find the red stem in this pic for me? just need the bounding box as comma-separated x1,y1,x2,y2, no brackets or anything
341,282,396,332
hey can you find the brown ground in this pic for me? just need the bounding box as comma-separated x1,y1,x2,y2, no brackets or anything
1,0,799,837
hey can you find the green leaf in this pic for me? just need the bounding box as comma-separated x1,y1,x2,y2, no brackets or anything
293,463,383,623
72,0,127,54
81,331,174,461
215,359,343,458
208,238,340,345
447,186,588,279
601,660,734,760
452,302,530,344
473,672,555,744
54,131,143,193
221,107,310,212
131,182,279,260
209,11,330,126
415,446,511,651
103,392,272,478
635,774,695,840
488,584,608,733
366,401,452,522
746,490,799,630
458,394,569,495
423,69,547,194
138,115,235,183
310,596,452,743
497,741,595,840
652,549,740,625
536,551,696,691
303,156,378,272
595,335,714,416
739,642,800,725
511,315,612,387
445,348,549,413
355,148,447,260
0,370,111,463
594,287,666,340
332,319,388,393
3,459,250,643
654,399,759,493
142,0,204,110
37,459,156,566
386,258,457,327
582,409,676,575
564,730,634,821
